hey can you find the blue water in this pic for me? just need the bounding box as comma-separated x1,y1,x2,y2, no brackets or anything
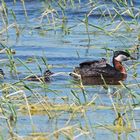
0,0,140,139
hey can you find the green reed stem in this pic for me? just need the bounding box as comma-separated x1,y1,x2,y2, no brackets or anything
21,0,28,18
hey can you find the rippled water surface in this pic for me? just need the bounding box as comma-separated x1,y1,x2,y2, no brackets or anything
0,0,140,139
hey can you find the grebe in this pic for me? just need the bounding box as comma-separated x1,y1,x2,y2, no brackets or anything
71,51,135,79
26,70,54,82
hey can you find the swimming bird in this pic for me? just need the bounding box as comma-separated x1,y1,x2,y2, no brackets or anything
26,70,54,82
71,51,135,79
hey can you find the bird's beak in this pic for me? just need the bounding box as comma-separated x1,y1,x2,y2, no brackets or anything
129,56,136,60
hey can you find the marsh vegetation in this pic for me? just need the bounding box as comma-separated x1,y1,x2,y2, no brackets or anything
0,0,140,139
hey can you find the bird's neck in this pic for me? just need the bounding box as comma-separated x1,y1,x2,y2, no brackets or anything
113,58,126,74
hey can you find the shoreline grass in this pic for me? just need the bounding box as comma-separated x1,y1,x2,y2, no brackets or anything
0,0,140,139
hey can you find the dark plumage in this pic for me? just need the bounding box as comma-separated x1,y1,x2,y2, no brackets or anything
114,51,130,58
72,51,134,78
0,69,4,76
74,62,121,77
26,70,54,82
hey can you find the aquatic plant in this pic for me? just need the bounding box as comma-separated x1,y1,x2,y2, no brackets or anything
0,0,139,139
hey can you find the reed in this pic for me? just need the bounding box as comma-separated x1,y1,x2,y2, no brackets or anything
0,0,139,139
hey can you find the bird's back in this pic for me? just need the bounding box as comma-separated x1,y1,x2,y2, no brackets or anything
74,58,122,77
79,58,107,68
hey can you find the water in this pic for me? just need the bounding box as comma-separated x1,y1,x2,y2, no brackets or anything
0,0,140,139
